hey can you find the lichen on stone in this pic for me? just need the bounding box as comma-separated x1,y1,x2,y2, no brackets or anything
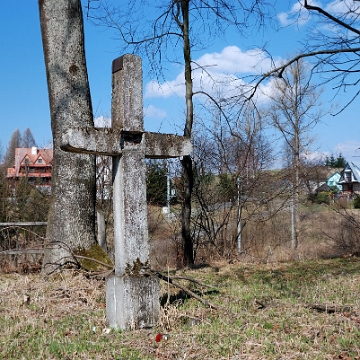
125,258,150,277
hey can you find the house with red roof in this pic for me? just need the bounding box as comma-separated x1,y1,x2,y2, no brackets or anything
6,147,53,191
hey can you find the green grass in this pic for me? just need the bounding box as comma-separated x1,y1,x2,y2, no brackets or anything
0,310,151,360
1,258,360,359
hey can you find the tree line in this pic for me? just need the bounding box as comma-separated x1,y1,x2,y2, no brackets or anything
0,128,37,170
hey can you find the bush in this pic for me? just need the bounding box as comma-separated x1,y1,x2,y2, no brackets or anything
316,191,330,204
146,162,167,206
353,196,360,209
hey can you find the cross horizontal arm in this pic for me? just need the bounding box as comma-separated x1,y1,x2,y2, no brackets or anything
61,127,124,156
61,127,192,158
144,132,192,159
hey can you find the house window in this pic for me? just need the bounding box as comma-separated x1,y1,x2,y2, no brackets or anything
345,171,352,182
38,158,43,164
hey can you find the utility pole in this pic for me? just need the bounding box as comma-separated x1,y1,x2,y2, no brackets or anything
166,160,171,217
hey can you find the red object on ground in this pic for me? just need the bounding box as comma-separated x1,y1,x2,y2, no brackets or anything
155,333,163,342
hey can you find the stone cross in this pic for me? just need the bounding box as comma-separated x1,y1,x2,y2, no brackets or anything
61,54,192,330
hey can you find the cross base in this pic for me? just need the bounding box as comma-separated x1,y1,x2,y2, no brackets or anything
106,274,160,330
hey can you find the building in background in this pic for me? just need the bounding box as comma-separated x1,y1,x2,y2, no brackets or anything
6,147,53,192
338,162,360,195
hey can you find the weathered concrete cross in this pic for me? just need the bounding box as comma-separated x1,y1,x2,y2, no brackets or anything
61,54,192,330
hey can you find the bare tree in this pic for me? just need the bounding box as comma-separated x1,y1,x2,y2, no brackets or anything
88,0,272,266
191,103,275,259
39,0,97,272
265,60,325,250
94,117,112,211
250,1,360,113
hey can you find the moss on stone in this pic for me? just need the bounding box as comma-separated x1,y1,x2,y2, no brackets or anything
75,244,113,271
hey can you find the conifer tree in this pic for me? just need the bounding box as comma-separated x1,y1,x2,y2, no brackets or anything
3,129,21,170
21,128,37,148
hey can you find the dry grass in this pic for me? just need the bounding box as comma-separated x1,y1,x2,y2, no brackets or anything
1,257,360,359
0,270,155,359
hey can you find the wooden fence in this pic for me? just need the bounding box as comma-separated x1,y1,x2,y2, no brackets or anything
0,222,47,271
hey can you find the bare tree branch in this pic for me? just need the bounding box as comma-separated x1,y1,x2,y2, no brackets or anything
304,0,360,36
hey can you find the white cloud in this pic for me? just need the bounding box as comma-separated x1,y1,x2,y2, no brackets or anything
195,46,272,74
298,141,360,165
301,149,328,163
145,46,282,102
277,0,320,27
94,115,111,128
277,12,292,27
144,105,167,119
145,74,185,98
278,0,360,28
333,140,360,161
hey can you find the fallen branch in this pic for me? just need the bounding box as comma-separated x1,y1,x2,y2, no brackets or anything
42,243,220,310
44,259,81,275
307,304,353,314
255,299,267,309
85,269,114,280
154,272,222,310
42,241,114,274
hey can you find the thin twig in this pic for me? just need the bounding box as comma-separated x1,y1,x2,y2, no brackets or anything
170,275,217,289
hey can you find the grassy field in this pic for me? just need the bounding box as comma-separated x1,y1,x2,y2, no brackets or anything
1,257,360,359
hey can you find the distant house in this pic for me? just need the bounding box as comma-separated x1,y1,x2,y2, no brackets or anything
338,162,360,194
326,171,342,191
6,147,53,191
313,172,341,193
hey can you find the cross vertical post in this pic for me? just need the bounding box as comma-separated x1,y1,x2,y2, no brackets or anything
106,55,159,330
111,55,149,274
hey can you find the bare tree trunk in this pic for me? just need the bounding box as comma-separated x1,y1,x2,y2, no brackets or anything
181,0,194,266
267,61,324,252
181,155,194,265
39,0,97,272
293,130,300,250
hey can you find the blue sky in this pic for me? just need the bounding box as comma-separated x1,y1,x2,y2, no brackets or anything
1,1,360,163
